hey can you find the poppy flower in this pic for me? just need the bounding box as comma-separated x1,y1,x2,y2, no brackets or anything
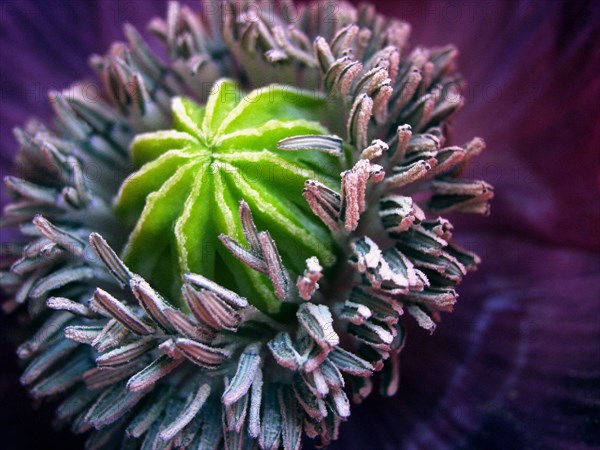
0,1,598,450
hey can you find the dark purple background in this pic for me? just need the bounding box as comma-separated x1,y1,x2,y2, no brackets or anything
1,1,599,449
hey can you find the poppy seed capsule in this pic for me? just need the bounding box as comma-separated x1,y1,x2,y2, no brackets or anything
116,80,343,314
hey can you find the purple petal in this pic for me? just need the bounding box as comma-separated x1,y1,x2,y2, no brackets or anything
1,1,599,449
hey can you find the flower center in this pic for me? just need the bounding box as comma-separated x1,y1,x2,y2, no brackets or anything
115,79,344,314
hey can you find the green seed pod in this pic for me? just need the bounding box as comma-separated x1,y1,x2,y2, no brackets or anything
116,79,344,313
